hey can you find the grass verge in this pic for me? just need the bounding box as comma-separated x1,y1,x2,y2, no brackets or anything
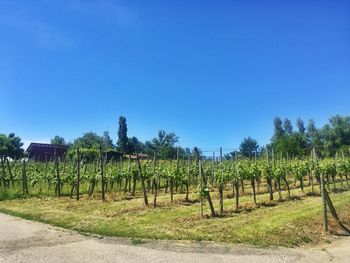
0,185,349,247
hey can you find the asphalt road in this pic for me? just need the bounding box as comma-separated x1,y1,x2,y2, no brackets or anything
0,213,349,263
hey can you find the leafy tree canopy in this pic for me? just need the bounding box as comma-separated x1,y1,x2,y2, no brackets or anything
320,115,350,156
273,133,307,157
239,137,260,158
273,117,284,141
283,118,293,134
73,132,105,149
102,131,114,149
296,118,306,134
144,130,180,159
128,136,144,154
270,115,350,158
0,133,24,159
51,135,66,146
117,116,129,153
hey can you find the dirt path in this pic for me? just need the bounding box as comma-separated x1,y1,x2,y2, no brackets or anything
0,213,349,263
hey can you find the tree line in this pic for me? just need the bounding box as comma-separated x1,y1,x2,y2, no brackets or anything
269,115,350,158
45,116,186,160
1,114,350,161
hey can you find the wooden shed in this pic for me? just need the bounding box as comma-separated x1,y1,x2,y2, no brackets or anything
106,150,123,161
26,143,69,161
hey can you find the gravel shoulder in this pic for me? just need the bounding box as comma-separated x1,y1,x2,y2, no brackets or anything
0,213,349,263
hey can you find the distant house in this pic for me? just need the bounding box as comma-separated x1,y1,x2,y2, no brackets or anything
26,143,69,161
124,153,149,160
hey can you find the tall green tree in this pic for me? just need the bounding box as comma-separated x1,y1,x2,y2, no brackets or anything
0,134,6,157
271,118,307,157
102,131,114,150
51,135,66,145
239,137,259,158
283,118,293,134
0,133,24,159
320,115,350,156
273,117,284,140
144,130,179,159
73,132,104,149
296,118,306,134
273,133,307,157
307,119,317,139
128,136,144,153
306,119,323,154
117,116,129,153
328,115,350,146
70,132,106,161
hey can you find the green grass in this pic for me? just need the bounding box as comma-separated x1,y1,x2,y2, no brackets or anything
0,184,349,247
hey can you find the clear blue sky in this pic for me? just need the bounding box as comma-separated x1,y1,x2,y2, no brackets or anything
1,0,349,152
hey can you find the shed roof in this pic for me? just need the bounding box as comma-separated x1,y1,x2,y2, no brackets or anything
26,143,69,152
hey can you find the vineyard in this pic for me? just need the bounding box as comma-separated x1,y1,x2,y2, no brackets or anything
1,147,350,246
1,148,350,210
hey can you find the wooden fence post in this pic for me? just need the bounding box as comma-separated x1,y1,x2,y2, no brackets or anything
22,159,28,195
100,145,105,201
136,152,148,206
199,159,204,218
194,147,215,217
152,151,158,208
324,189,350,233
6,158,14,187
55,154,61,197
76,148,80,201
266,149,274,201
320,171,328,232
219,147,224,216
1,156,6,187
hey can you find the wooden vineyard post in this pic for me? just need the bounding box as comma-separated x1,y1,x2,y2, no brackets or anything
309,151,315,193
43,157,48,193
219,147,224,216
136,152,149,206
185,155,190,202
6,158,14,187
324,189,350,233
124,156,130,194
341,150,350,187
100,145,106,202
63,154,67,174
211,152,215,187
284,158,291,199
313,147,329,233
1,156,6,187
194,147,215,217
265,149,274,201
199,158,204,217
275,153,282,202
272,149,276,192
153,152,158,208
22,159,28,195
320,171,328,232
176,147,180,194
55,154,61,197
76,148,80,201
252,152,258,204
